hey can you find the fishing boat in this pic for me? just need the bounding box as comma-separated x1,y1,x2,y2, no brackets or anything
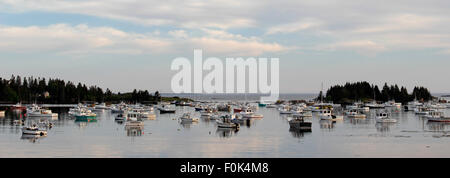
240,108,263,118
258,101,267,107
320,114,344,121
11,103,27,111
216,116,240,129
111,102,128,113
266,104,277,108
425,111,450,122
126,112,139,121
26,104,58,118
200,107,216,117
288,116,312,131
318,109,332,118
233,107,243,113
414,106,434,115
217,104,232,112
158,104,176,114
74,109,97,121
242,113,264,119
115,113,127,121
180,113,199,122
375,111,397,123
194,104,206,111
345,109,366,118
22,124,47,136
278,105,292,114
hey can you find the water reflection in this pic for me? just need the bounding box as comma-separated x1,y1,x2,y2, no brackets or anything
348,118,369,125
319,120,335,130
20,134,46,143
427,122,450,131
375,123,395,133
289,128,311,139
216,127,239,138
126,126,144,136
180,120,198,129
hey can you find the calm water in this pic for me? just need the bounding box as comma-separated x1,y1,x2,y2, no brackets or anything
0,105,450,158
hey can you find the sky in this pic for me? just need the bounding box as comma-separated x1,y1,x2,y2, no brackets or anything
0,0,449,94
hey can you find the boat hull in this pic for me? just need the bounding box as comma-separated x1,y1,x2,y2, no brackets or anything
159,110,175,114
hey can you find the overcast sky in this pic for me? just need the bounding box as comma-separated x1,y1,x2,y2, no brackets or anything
0,0,449,94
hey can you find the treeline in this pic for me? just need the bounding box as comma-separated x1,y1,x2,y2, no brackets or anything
321,81,433,104
0,75,162,104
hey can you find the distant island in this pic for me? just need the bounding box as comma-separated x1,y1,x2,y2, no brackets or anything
0,75,191,104
318,81,433,104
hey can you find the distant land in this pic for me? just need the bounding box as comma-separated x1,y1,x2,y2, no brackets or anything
319,81,433,105
0,75,191,104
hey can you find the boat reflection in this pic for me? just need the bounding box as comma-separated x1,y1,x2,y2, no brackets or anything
125,125,144,136
348,117,369,125
375,122,395,132
180,120,198,129
319,120,335,130
20,134,46,143
216,127,239,138
289,128,311,139
232,118,255,128
427,122,449,131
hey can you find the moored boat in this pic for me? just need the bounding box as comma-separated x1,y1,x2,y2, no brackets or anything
26,104,58,118
180,113,199,122
22,124,47,136
288,116,312,131
375,111,397,123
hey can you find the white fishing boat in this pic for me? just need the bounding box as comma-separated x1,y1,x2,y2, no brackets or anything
318,109,332,118
240,108,263,118
26,104,58,118
158,104,176,114
22,124,47,136
424,111,450,122
278,105,292,114
180,113,199,122
375,111,397,123
200,107,215,117
127,112,139,121
111,102,128,113
242,113,264,119
345,109,366,118
320,114,344,121
429,103,447,109
414,106,434,115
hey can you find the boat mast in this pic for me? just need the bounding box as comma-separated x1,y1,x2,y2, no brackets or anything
320,82,323,104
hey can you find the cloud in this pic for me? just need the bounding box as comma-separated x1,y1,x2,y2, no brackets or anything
322,40,386,56
265,18,322,35
0,24,287,56
2,0,450,56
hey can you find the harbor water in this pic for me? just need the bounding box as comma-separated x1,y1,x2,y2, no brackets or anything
0,103,449,157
